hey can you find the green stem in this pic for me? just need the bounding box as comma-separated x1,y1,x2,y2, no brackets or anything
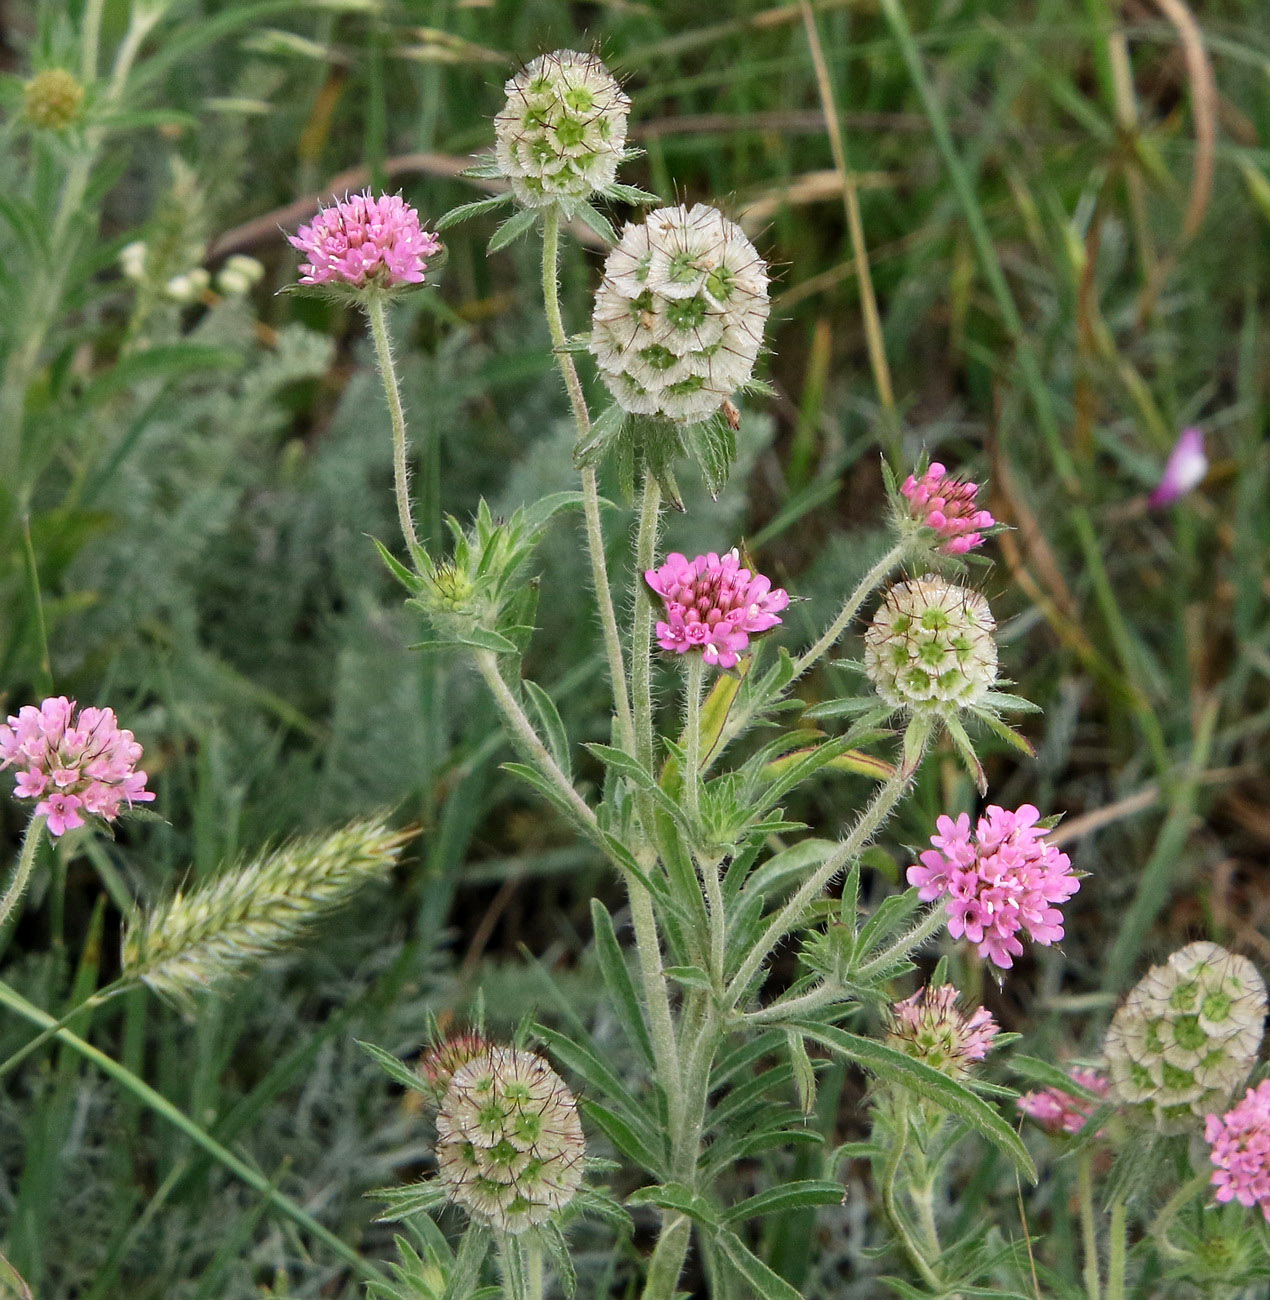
880,1104,944,1291
0,977,130,1082
725,741,922,1008
0,978,384,1284
683,656,704,827
1078,1149,1103,1300
474,651,596,831
632,475,663,774
1107,1198,1127,1300
0,816,46,935
1150,1172,1206,1264
526,1239,544,1300
539,205,634,752
793,540,907,679
365,295,420,554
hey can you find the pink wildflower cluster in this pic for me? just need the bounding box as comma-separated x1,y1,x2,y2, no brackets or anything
645,549,788,670
1206,1080,1270,1221
0,696,154,836
289,192,441,289
1017,1068,1109,1135
908,804,1078,969
901,462,995,555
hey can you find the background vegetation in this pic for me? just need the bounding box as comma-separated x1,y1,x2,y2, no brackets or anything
0,0,1267,1294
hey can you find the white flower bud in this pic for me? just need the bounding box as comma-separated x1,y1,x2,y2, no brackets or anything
436,1045,585,1233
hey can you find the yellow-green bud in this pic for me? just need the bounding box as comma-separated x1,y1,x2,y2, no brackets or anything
23,68,85,130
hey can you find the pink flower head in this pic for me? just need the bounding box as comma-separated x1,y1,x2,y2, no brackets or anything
0,696,155,836
645,549,788,670
901,462,995,555
1017,1067,1109,1135
1148,427,1207,509
1206,1080,1270,1221
288,191,441,290
887,984,999,1079
907,804,1078,969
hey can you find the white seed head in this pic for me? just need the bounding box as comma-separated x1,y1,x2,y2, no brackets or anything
863,577,997,712
436,1045,585,1233
493,50,629,207
1104,942,1267,1133
590,204,769,423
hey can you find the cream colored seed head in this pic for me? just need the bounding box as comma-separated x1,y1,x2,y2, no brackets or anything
1104,942,1267,1133
589,203,769,423
494,50,629,208
436,1045,585,1233
863,577,997,712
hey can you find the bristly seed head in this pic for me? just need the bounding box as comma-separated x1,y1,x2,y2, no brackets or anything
590,204,770,423
1104,942,1266,1133
417,1031,490,1105
435,1044,585,1233
494,50,629,207
864,577,997,714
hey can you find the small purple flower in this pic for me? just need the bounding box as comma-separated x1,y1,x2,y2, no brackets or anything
1148,427,1207,509
288,192,441,291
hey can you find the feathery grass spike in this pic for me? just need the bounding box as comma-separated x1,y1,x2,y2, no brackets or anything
121,818,410,1010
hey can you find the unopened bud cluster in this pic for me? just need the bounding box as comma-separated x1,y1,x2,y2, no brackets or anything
494,50,629,208
886,984,998,1080
864,577,997,713
23,68,84,130
435,1044,585,1233
590,204,769,423
1104,942,1266,1133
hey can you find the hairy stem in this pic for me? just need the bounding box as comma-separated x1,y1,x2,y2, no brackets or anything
792,540,907,679
725,742,922,1007
474,651,595,830
1077,1149,1103,1300
0,816,46,935
539,205,634,750
1107,1198,1128,1300
632,475,663,773
365,295,420,554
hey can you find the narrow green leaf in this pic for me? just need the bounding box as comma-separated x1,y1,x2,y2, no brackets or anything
663,964,712,991
789,1022,1036,1181
571,201,618,246
371,535,422,594
356,1039,427,1095
435,192,514,229
716,1228,803,1300
581,1099,665,1176
523,680,572,779
452,626,520,655
722,1180,845,1224
626,1182,718,1227
371,1179,449,1221
488,207,539,253
590,899,655,1069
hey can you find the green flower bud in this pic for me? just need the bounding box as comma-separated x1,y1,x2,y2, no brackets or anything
23,68,85,130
